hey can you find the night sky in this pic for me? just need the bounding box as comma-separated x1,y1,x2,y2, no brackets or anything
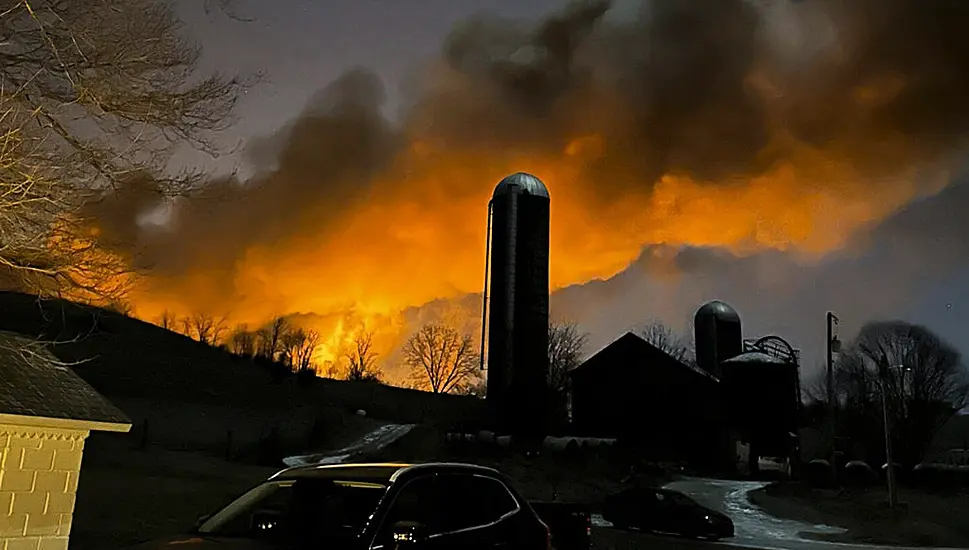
165,0,969,378
178,0,576,167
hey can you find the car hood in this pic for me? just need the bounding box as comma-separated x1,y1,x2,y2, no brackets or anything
125,534,276,550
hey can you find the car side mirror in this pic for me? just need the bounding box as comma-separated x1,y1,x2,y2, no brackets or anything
194,514,211,530
391,520,427,547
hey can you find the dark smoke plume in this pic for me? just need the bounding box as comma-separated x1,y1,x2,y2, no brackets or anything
90,0,969,322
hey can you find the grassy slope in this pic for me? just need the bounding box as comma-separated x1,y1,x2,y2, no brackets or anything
0,292,485,548
0,291,321,408
0,291,486,422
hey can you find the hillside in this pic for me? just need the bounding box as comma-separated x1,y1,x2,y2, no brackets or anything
0,291,486,458
0,292,287,405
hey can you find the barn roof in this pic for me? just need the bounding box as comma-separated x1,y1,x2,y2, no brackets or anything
722,351,789,365
0,331,130,429
569,332,718,383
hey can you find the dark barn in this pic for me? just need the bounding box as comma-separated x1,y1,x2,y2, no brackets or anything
569,332,722,466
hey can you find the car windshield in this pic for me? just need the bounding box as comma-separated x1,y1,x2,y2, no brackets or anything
198,478,387,544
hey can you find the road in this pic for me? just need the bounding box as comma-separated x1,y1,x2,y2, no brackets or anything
592,477,966,550
282,423,415,467
282,431,963,550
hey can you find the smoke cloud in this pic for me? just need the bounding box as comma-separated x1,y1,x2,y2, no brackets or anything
89,0,969,363
552,174,969,375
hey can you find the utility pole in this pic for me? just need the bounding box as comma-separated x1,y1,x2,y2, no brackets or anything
879,360,899,509
826,312,840,474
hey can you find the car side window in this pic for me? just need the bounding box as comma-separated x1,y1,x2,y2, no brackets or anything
436,474,519,533
213,483,295,538
373,475,440,546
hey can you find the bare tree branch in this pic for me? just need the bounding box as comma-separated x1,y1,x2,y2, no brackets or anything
156,309,176,330
830,320,969,466
0,0,247,305
256,316,287,362
640,319,693,363
343,330,381,382
282,328,320,372
548,320,587,396
180,312,227,345
229,323,256,357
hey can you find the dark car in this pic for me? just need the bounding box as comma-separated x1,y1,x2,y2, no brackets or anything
530,501,591,550
130,462,552,550
601,486,734,540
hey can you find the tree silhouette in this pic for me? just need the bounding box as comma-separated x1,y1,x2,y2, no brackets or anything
403,323,479,394
282,328,321,372
0,0,244,303
157,310,177,331
844,321,969,465
182,313,228,345
229,325,257,357
343,331,382,382
257,317,288,361
548,320,588,396
640,319,693,363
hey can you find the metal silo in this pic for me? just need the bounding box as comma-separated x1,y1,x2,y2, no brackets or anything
694,300,743,378
719,337,801,469
481,172,550,436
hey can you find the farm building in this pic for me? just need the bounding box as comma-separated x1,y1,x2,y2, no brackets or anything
569,332,724,467
568,301,803,472
0,332,130,550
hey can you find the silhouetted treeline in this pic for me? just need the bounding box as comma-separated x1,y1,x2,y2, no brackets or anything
804,320,969,468
157,311,322,378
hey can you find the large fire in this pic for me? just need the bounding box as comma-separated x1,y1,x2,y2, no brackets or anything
87,0,967,379
121,136,943,374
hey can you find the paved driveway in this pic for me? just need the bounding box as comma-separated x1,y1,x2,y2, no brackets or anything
592,477,965,550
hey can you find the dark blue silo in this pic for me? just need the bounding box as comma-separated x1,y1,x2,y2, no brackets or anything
694,300,743,378
482,172,550,436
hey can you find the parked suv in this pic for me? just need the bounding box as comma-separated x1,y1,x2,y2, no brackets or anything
130,462,554,550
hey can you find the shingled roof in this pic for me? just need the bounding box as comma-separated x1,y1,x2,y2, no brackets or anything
0,331,129,427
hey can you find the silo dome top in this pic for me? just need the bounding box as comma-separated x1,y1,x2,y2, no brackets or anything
695,300,740,323
492,172,550,200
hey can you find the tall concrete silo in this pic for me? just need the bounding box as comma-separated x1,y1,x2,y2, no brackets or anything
694,300,743,378
481,172,550,436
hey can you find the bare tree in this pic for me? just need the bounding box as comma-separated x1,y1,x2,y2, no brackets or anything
182,313,228,345
282,328,321,373
323,361,341,379
229,325,256,357
256,316,288,361
0,1,245,304
640,319,692,363
847,321,969,465
403,323,479,394
343,331,382,382
548,321,588,396
157,310,177,331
